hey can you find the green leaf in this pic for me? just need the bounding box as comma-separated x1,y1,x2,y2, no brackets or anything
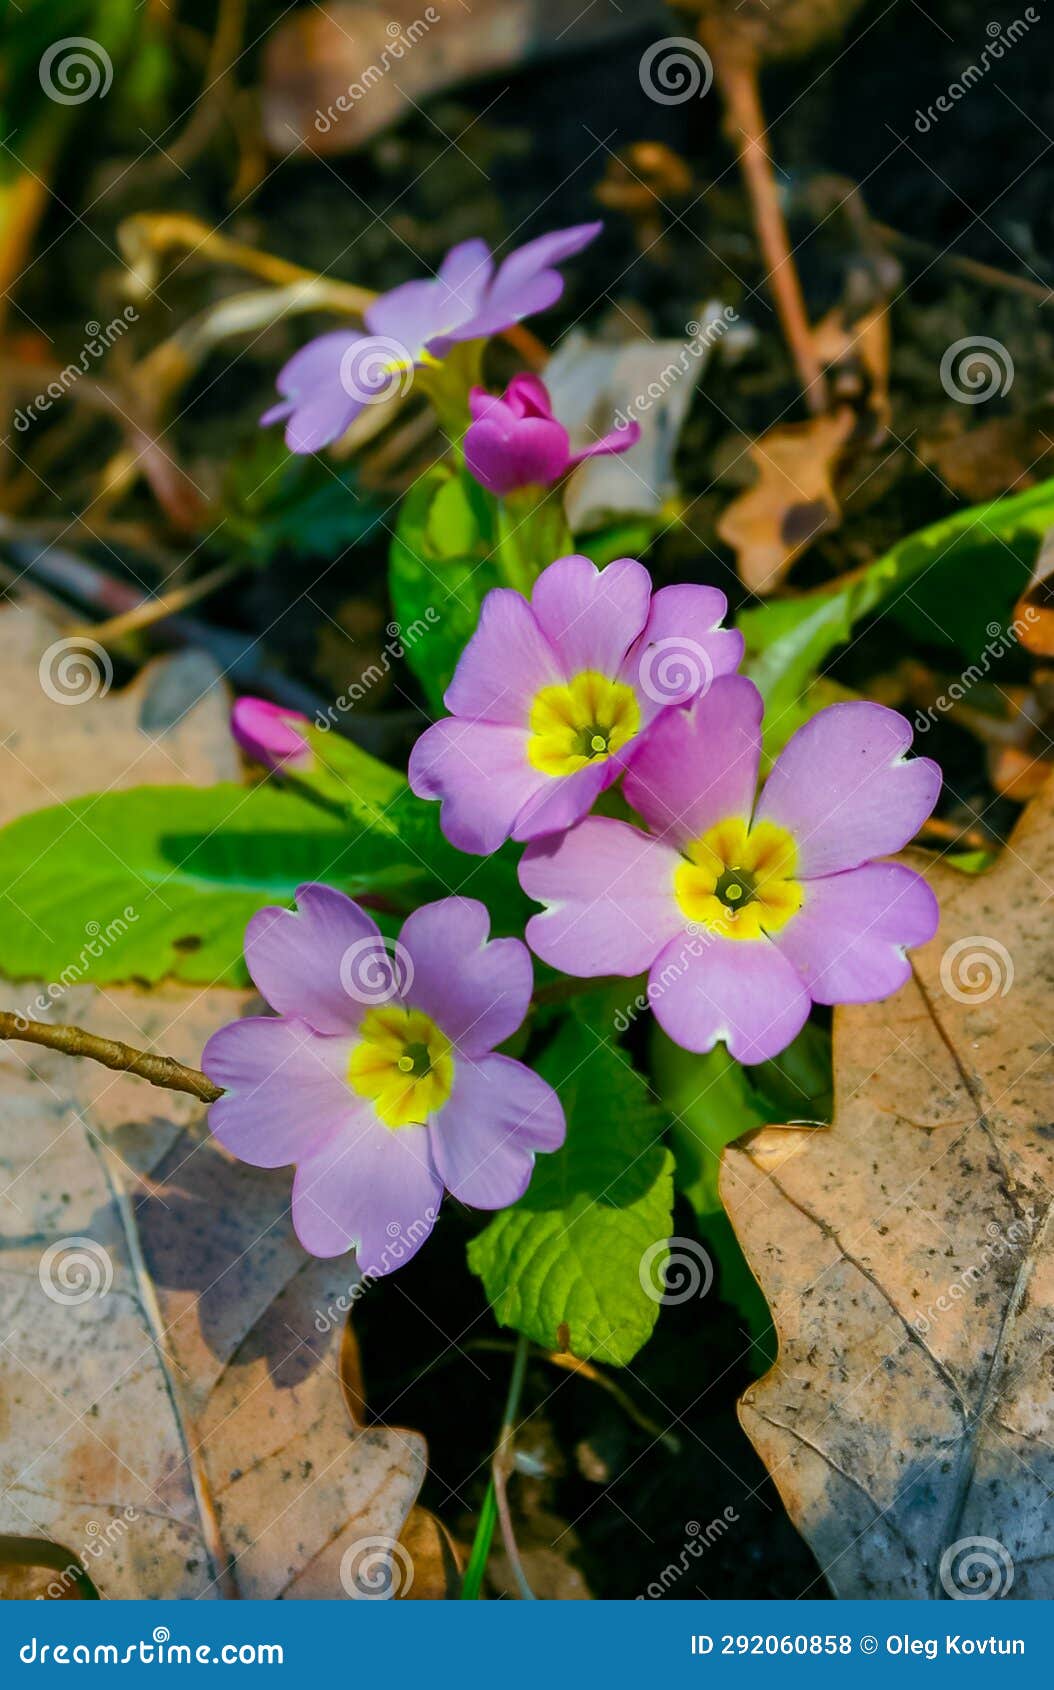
0,774,526,989
468,1012,675,1367
389,465,501,713
741,474,1054,759
216,435,385,567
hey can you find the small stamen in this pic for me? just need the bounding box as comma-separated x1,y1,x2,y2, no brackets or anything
589,733,607,754
397,1054,415,1073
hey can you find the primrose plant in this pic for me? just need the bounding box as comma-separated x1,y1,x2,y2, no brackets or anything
215,222,941,1337
0,220,942,1372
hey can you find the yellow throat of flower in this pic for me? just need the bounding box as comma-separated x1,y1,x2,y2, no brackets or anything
674,816,803,941
348,1005,454,1129
526,670,641,778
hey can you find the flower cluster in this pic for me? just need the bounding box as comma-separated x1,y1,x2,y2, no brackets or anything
216,219,942,1274
410,559,939,1064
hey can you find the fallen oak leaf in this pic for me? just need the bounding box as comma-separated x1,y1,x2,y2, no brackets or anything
718,407,855,595
720,775,1054,1597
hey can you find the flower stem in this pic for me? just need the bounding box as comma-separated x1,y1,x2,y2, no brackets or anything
0,1012,221,1103
492,1331,537,1601
460,1330,536,1600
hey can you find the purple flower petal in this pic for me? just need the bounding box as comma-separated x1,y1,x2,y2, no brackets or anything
436,237,494,311
429,1053,564,1209
530,555,652,678
203,1016,352,1168
521,817,683,976
510,759,612,843
230,697,312,771
443,586,561,723
291,1117,442,1265
446,221,602,341
463,413,571,495
755,701,942,878
621,583,745,720
650,932,811,1065
263,328,371,453
408,718,547,856
244,884,391,1034
503,372,553,416
622,676,763,847
772,862,939,1004
567,418,641,467
399,898,533,1056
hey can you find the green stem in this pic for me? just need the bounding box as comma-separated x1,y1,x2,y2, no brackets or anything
459,1480,498,1600
460,1330,534,1599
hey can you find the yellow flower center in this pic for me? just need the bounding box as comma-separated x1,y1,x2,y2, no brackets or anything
526,670,641,778
674,816,803,941
348,1005,454,1129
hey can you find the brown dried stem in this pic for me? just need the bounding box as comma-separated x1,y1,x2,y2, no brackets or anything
0,1012,222,1103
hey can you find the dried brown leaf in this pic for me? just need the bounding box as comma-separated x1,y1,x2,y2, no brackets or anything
718,408,855,594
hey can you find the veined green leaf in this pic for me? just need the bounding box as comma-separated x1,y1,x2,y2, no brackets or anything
742,474,1054,758
468,1012,675,1367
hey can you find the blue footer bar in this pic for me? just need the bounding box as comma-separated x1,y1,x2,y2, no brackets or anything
1,1600,1047,1684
